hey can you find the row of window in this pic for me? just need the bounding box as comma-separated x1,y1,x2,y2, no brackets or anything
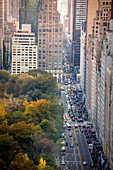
38,50,62,53
103,2,111,5
39,45,62,47
14,34,34,37
14,38,34,41
13,54,36,56
38,39,62,42
39,16,58,20
13,46,36,49
39,28,62,32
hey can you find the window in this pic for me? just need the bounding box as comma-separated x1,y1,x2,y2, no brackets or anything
103,22,107,26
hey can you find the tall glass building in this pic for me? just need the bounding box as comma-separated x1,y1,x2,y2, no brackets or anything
19,0,42,43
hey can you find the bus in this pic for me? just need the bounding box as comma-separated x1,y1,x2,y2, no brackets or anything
66,123,71,130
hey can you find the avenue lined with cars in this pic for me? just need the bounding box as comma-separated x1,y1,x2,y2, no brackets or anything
60,76,97,170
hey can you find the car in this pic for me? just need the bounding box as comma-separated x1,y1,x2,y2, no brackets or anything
83,161,87,166
70,143,74,147
61,160,65,165
81,129,84,133
82,125,85,128
86,135,89,138
79,119,83,122
69,133,72,137
61,156,65,161
75,124,78,128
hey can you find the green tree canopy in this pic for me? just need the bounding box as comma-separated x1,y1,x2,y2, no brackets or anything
8,153,37,170
0,70,10,83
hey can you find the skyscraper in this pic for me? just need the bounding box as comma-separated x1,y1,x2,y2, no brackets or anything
7,0,21,21
80,21,86,99
19,0,42,43
68,0,74,39
37,0,63,82
0,0,4,69
73,0,87,67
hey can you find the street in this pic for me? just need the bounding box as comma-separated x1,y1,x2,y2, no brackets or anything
60,83,95,170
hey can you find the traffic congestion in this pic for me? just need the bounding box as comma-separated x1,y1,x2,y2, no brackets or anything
60,75,105,170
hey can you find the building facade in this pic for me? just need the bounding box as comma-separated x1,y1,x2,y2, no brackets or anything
7,0,21,21
37,0,63,82
85,0,112,132
73,0,87,67
19,0,42,43
68,0,74,39
3,25,11,70
11,24,37,75
85,0,98,111
101,18,113,168
0,0,4,69
80,21,86,97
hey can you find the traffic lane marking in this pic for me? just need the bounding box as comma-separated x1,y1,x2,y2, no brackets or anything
72,126,84,170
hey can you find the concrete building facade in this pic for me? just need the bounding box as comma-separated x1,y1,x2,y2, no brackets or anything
85,0,98,113
11,24,37,75
80,21,86,97
37,0,63,82
101,17,113,168
86,0,112,131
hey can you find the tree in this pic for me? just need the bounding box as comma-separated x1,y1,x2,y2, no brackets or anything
5,111,27,126
0,104,7,123
24,99,52,123
38,157,46,170
0,133,19,166
39,154,56,169
9,121,33,140
0,70,10,83
0,159,7,170
39,119,52,133
8,153,37,170
0,104,6,118
6,74,18,95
